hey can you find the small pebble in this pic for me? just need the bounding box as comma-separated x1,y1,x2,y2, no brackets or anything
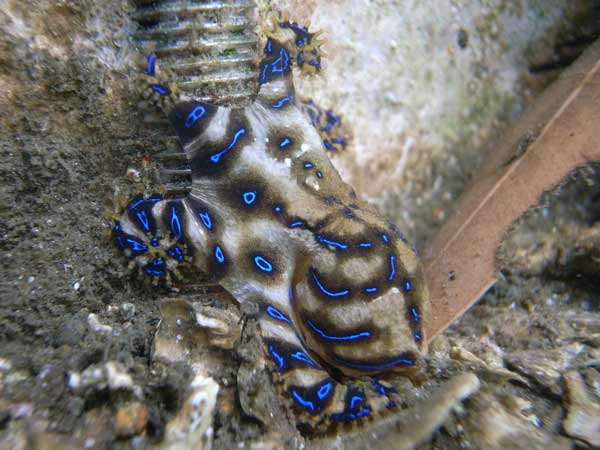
120,303,136,321
114,403,148,439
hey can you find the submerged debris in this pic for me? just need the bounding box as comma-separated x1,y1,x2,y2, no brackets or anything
563,371,600,447
465,392,571,450
505,343,585,392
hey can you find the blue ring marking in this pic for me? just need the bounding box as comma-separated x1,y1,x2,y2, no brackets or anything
405,280,412,292
259,63,269,84
388,255,396,281
334,354,415,371
266,305,290,323
350,395,363,410
359,242,373,248
315,235,348,250
254,255,273,273
209,128,246,163
145,53,156,75
274,205,282,213
311,270,350,298
150,84,168,95
170,207,182,241
278,137,292,148
214,245,225,263
268,345,285,371
167,245,184,262
332,137,346,144
242,191,257,205
289,220,304,228
198,211,213,230
128,196,161,210
365,287,378,294
382,233,390,244
410,306,420,323
185,105,206,128
344,209,354,218
304,162,313,169
306,319,370,341
317,382,333,400
291,390,315,412
272,95,294,108
323,140,333,151
316,171,323,178
150,237,160,247
135,211,151,233
290,351,317,367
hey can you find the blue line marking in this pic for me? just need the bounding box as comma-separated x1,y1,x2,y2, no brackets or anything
272,95,294,108
365,287,378,294
413,331,422,342
382,233,390,244
290,351,317,367
317,382,332,400
198,211,212,230
388,255,396,281
306,319,370,341
145,53,155,75
254,255,273,273
243,191,256,205
151,237,160,247
135,211,150,232
311,270,350,298
214,245,225,263
185,105,206,128
289,220,304,228
266,305,290,323
359,242,373,248
150,84,168,95
209,128,246,163
334,354,415,371
128,196,161,210
291,390,315,412
410,306,420,323
316,171,323,178
170,207,182,240
278,137,292,148
125,238,148,252
271,47,290,74
268,345,285,371
316,235,348,250
405,280,412,292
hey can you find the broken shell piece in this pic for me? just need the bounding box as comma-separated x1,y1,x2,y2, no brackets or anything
466,392,572,450
505,343,585,392
155,374,219,450
192,303,242,350
563,371,600,447
450,346,529,385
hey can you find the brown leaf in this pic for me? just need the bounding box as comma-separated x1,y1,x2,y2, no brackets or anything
423,39,600,341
